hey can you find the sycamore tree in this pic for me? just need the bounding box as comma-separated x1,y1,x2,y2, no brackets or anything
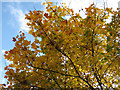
4,2,120,89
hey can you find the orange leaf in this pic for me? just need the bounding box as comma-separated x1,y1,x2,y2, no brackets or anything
7,82,9,84
5,51,8,54
4,66,8,70
43,2,45,5
44,13,49,18
16,35,19,38
12,37,16,42
9,49,14,54
4,75,7,78
61,20,67,25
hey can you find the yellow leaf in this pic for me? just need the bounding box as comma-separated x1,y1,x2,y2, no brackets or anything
43,2,45,5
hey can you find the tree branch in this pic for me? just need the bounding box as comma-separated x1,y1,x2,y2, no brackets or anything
38,23,94,90
26,55,79,78
101,55,118,80
50,72,62,90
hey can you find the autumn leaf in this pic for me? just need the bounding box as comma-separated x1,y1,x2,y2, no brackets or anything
12,37,16,42
43,2,45,5
4,75,7,78
3,2,119,89
4,66,8,70
5,51,8,54
44,13,49,18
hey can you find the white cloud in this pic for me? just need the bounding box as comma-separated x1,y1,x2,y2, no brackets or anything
1,50,6,54
2,78,6,84
58,0,120,22
0,67,3,71
8,5,30,33
106,0,120,10
61,0,120,10
61,0,119,13
6,60,12,65
6,0,120,33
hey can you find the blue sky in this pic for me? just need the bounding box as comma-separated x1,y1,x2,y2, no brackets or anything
1,1,45,85
0,0,120,86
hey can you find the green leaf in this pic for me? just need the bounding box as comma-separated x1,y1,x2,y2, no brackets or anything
104,58,108,60
82,57,85,60
106,45,113,52
101,53,105,55
69,63,72,65
101,19,104,22
107,36,110,42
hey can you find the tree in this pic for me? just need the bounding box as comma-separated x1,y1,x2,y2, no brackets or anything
4,2,120,89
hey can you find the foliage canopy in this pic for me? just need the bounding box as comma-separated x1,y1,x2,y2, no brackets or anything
4,2,120,89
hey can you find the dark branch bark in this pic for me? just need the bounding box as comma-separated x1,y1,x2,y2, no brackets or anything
101,55,118,80
50,72,62,90
38,23,94,90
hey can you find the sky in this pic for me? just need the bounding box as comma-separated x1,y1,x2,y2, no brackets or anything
0,0,120,86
